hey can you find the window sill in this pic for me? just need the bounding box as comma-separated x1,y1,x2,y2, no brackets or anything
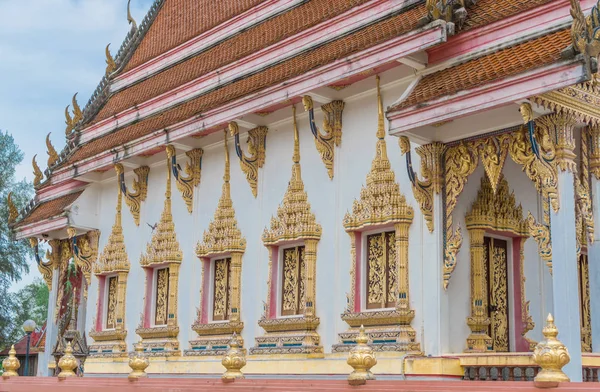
341,308,414,327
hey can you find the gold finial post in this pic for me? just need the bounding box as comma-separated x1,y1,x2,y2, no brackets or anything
533,314,571,386
2,345,20,378
221,333,246,383
347,325,377,385
57,342,78,380
292,105,300,164
224,130,230,184
376,75,385,140
128,341,149,380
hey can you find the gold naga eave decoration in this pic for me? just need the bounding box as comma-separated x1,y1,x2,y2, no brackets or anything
302,96,345,180
114,163,150,226
65,93,83,136
46,133,59,167
7,192,19,224
166,145,203,213
228,122,268,198
399,138,445,232
70,229,100,298
105,44,117,76
32,155,44,187
28,238,55,290
140,151,183,267
344,77,413,232
423,0,476,35
196,131,246,256
95,190,130,274
262,106,322,245
563,0,600,77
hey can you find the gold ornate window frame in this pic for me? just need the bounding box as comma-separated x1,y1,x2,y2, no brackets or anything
333,76,419,353
250,105,323,356
464,175,535,353
186,131,246,357
135,151,183,357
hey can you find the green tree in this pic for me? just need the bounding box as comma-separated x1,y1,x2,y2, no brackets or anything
5,278,49,344
0,131,34,349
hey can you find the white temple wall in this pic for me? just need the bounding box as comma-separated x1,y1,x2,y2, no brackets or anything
79,82,430,354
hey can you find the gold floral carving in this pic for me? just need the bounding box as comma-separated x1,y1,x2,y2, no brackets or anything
479,135,511,194
228,122,268,197
7,192,19,224
302,96,344,179
71,230,100,299
155,268,169,326
114,163,150,226
399,138,445,232
32,155,43,187
443,143,478,289
536,113,576,173
166,145,203,213
589,124,600,179
106,276,118,329
64,94,83,136
532,82,600,127
565,0,600,75
576,129,594,253
520,240,536,350
527,213,553,273
46,133,59,167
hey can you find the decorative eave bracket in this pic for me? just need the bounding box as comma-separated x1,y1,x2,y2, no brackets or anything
228,122,268,197
166,145,203,213
29,237,55,290
115,163,150,226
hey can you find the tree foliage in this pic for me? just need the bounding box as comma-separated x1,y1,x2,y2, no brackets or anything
4,279,49,345
0,131,34,350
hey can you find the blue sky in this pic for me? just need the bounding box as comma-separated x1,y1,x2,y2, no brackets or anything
0,0,153,291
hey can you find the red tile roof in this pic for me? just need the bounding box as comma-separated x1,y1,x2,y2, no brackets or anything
388,28,571,112
93,0,373,124
122,0,266,73
16,191,84,228
462,0,553,31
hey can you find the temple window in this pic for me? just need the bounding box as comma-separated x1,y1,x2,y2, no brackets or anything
186,132,246,357
88,179,130,358
250,105,323,356
280,245,306,317
364,231,396,311
135,148,183,357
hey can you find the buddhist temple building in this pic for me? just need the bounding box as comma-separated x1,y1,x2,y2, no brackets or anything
8,0,600,384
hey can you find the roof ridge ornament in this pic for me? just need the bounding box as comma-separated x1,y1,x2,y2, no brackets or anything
64,94,83,136
422,0,476,35
7,192,19,224
127,0,138,31
105,44,117,76
46,133,59,167
32,155,44,187
564,0,600,80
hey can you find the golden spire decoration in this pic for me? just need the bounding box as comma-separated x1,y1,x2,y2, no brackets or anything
197,131,246,256
221,333,246,382
347,325,376,385
95,184,130,274
7,192,19,224
533,314,571,385
140,150,183,266
128,342,149,380
1,345,20,378
262,105,321,244
57,342,77,379
105,44,117,76
46,133,59,167
32,155,43,186
343,76,413,231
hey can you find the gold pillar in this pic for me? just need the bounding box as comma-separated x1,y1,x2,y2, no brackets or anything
466,228,492,352
167,264,180,328
230,252,243,322
117,271,128,331
394,222,412,315
304,239,318,318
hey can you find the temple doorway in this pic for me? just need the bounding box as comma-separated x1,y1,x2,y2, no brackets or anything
484,237,510,352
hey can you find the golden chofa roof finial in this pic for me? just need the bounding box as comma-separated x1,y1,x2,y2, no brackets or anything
32,155,44,186
105,44,117,76
64,93,83,135
7,192,19,224
46,133,59,167
127,0,138,30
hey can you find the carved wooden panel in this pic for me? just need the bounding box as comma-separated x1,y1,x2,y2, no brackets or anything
366,231,396,310
155,267,170,326
578,253,592,352
212,258,232,321
485,237,509,352
106,276,118,330
281,246,305,316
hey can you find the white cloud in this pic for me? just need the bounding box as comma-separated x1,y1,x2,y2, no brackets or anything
0,0,154,291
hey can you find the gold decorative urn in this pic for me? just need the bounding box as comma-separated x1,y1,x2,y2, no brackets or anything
221,333,246,382
2,345,20,378
128,342,149,380
57,342,78,379
347,325,377,385
533,314,570,386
